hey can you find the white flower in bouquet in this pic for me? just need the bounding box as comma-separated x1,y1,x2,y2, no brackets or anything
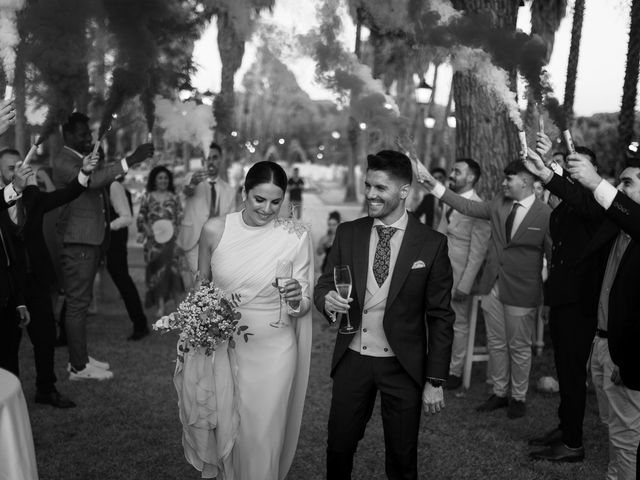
152,282,251,361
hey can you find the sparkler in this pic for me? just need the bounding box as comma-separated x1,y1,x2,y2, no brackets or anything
562,130,576,155
518,131,528,159
22,144,38,166
3,85,13,101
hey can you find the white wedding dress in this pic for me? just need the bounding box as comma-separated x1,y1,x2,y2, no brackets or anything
208,211,313,480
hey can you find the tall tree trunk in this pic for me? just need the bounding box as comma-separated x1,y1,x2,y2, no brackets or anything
563,0,585,126
14,42,28,157
214,11,245,181
618,0,640,168
452,0,519,198
422,63,439,166
345,9,363,203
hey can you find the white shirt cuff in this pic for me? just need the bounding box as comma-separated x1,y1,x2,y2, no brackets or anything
550,162,564,176
121,158,129,173
593,179,617,210
432,182,446,199
77,171,90,187
4,183,21,203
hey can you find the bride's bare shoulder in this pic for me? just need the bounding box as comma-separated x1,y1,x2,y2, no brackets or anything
200,217,226,247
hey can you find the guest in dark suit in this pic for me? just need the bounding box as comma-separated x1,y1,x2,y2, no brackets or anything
314,150,454,480
412,167,446,228
524,146,640,478
419,159,552,419
52,112,153,380
107,175,149,340
0,148,97,408
528,147,602,462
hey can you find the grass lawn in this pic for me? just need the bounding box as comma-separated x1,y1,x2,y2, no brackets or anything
16,266,609,480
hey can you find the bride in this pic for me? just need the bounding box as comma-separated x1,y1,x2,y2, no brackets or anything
191,161,313,480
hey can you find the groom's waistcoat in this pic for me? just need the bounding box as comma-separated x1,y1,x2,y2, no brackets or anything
348,213,408,357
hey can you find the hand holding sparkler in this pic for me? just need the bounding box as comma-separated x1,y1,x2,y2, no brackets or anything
523,149,554,184
12,163,34,194
82,152,99,174
0,99,16,136
566,153,602,191
535,132,553,162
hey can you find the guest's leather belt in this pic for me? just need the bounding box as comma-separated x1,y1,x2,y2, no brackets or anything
596,329,608,339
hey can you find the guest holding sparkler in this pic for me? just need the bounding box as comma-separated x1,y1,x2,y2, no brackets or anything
137,166,184,317
52,112,153,381
523,137,640,477
418,158,552,419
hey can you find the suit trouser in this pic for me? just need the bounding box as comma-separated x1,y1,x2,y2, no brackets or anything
449,296,472,377
481,288,536,401
106,241,147,332
327,350,422,480
549,304,596,448
60,243,101,370
591,337,640,480
0,302,20,377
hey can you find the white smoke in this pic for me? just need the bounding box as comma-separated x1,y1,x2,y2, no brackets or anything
427,0,462,25
0,0,26,84
449,46,522,129
155,97,216,154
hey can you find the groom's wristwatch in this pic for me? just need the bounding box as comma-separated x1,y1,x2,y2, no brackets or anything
427,378,444,388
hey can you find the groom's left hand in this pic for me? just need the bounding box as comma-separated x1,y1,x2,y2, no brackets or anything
422,383,445,415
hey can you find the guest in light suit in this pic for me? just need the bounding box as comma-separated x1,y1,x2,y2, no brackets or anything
436,159,491,390
420,160,552,418
177,142,236,288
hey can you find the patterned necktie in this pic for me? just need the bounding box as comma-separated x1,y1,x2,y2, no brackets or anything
209,181,217,218
373,226,397,287
505,202,521,243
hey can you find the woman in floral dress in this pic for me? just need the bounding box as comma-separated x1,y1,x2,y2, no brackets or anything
137,166,184,315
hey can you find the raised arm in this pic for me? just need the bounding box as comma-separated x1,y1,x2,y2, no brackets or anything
439,188,492,220
109,182,133,230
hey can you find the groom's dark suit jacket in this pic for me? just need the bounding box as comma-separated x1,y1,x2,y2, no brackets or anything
546,174,640,390
314,213,455,386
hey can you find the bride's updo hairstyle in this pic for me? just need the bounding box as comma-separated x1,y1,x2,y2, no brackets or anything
244,161,288,194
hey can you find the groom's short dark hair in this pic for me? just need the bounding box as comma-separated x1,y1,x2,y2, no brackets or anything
367,150,413,184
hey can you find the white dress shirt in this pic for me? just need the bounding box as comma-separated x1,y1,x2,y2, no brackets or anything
508,193,536,240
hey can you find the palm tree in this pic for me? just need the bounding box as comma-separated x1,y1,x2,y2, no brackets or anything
563,0,585,126
618,0,640,165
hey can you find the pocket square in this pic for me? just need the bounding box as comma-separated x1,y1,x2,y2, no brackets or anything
527,227,541,231
411,260,426,269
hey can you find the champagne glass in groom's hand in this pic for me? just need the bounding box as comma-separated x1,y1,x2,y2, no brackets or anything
334,265,356,334
270,259,293,328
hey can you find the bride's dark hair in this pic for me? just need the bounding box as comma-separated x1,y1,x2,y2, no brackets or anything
244,161,288,193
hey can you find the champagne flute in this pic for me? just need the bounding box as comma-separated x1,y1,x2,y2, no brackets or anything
334,265,355,334
270,259,293,328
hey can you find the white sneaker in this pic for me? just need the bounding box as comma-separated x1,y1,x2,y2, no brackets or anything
69,363,114,381
67,357,111,372
88,356,110,370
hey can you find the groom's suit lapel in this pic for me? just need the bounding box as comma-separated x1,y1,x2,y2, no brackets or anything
353,217,372,310
386,214,423,312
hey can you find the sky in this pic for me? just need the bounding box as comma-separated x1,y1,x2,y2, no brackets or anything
192,0,634,117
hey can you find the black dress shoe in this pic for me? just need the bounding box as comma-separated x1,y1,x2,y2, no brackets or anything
127,327,150,341
507,399,526,419
35,391,76,409
530,443,584,463
444,374,462,390
528,427,562,446
476,394,509,412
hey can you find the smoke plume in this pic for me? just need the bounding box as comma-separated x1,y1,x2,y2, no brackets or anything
155,96,215,154
0,0,25,84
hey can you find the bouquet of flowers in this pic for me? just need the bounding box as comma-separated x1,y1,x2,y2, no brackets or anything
153,281,251,361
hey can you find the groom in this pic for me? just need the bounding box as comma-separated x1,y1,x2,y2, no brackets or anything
314,150,455,479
